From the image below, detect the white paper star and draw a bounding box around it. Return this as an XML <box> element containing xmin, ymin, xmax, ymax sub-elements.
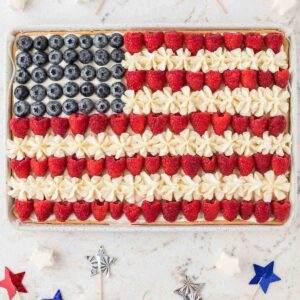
<box><xmin>30</xmin><ymin>246</ymin><xmax>55</xmax><ymax>270</ymax></box>
<box><xmin>7</xmin><ymin>0</ymin><xmax>29</xmax><ymax>11</ymax></box>
<box><xmin>215</xmin><ymin>252</ymin><xmax>240</xmax><ymax>276</ymax></box>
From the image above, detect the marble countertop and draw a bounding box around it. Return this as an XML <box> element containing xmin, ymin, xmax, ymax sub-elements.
<box><xmin>0</xmin><ymin>0</ymin><xmax>299</xmax><ymax>299</ymax></box>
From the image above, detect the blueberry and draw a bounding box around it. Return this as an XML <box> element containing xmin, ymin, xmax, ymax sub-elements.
<box><xmin>96</xmin><ymin>67</ymin><xmax>111</xmax><ymax>82</ymax></box>
<box><xmin>31</xmin><ymin>67</ymin><xmax>47</xmax><ymax>83</ymax></box>
<box><xmin>48</xmin><ymin>50</ymin><xmax>63</xmax><ymax>65</ymax></box>
<box><xmin>48</xmin><ymin>65</ymin><xmax>64</xmax><ymax>81</ymax></box>
<box><xmin>79</xmin><ymin>98</ymin><xmax>94</xmax><ymax>114</ymax></box>
<box><xmin>63</xmin><ymin>82</ymin><xmax>79</xmax><ymax>97</ymax></box>
<box><xmin>111</xmin><ymin>64</ymin><xmax>125</xmax><ymax>79</ymax></box>
<box><xmin>64</xmin><ymin>34</ymin><xmax>79</xmax><ymax>49</ymax></box>
<box><xmin>94</xmin><ymin>49</ymin><xmax>110</xmax><ymax>66</ymax></box>
<box><xmin>16</xmin><ymin>36</ymin><xmax>33</xmax><ymax>51</ymax></box>
<box><xmin>64</xmin><ymin>64</ymin><xmax>80</xmax><ymax>80</ymax></box>
<box><xmin>15</xmin><ymin>69</ymin><xmax>30</xmax><ymax>84</ymax></box>
<box><xmin>111</xmin><ymin>82</ymin><xmax>125</xmax><ymax>97</ymax></box>
<box><xmin>96</xmin><ymin>83</ymin><xmax>110</xmax><ymax>98</ymax></box>
<box><xmin>81</xmin><ymin>65</ymin><xmax>96</xmax><ymax>81</ymax></box>
<box><xmin>63</xmin><ymin>49</ymin><xmax>78</xmax><ymax>63</ymax></box>
<box><xmin>62</xmin><ymin>99</ymin><xmax>78</xmax><ymax>115</ymax></box>
<box><xmin>46</xmin><ymin>101</ymin><xmax>62</xmax><ymax>116</ymax></box>
<box><xmin>111</xmin><ymin>49</ymin><xmax>125</xmax><ymax>63</ymax></box>
<box><xmin>109</xmin><ymin>33</ymin><xmax>123</xmax><ymax>48</ymax></box>
<box><xmin>16</xmin><ymin>52</ymin><xmax>32</xmax><ymax>69</ymax></box>
<box><xmin>32</xmin><ymin>51</ymin><xmax>48</xmax><ymax>66</ymax></box>
<box><xmin>14</xmin><ymin>100</ymin><xmax>30</xmax><ymax>117</ymax></box>
<box><xmin>95</xmin><ymin>99</ymin><xmax>110</xmax><ymax>113</ymax></box>
<box><xmin>47</xmin><ymin>83</ymin><xmax>63</xmax><ymax>100</ymax></box>
<box><xmin>111</xmin><ymin>99</ymin><xmax>125</xmax><ymax>113</ymax></box>
<box><xmin>79</xmin><ymin>34</ymin><xmax>93</xmax><ymax>49</ymax></box>
<box><xmin>80</xmin><ymin>82</ymin><xmax>94</xmax><ymax>97</ymax></box>
<box><xmin>31</xmin><ymin>101</ymin><xmax>46</xmax><ymax>117</ymax></box>
<box><xmin>93</xmin><ymin>33</ymin><xmax>109</xmax><ymax>48</ymax></box>
<box><xmin>49</xmin><ymin>35</ymin><xmax>64</xmax><ymax>50</ymax></box>
<box><xmin>30</xmin><ymin>85</ymin><xmax>46</xmax><ymax>101</ymax></box>
<box><xmin>78</xmin><ymin>49</ymin><xmax>93</xmax><ymax>64</ymax></box>
<box><xmin>14</xmin><ymin>85</ymin><xmax>29</xmax><ymax>101</ymax></box>
<box><xmin>33</xmin><ymin>36</ymin><xmax>48</xmax><ymax>51</ymax></box>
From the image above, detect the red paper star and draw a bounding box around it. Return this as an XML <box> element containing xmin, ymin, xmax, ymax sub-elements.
<box><xmin>0</xmin><ymin>267</ymin><xmax>27</xmax><ymax>299</ymax></box>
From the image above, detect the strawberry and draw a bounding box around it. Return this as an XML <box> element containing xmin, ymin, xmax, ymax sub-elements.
<box><xmin>67</xmin><ymin>155</ymin><xmax>86</xmax><ymax>178</ymax></box>
<box><xmin>204</xmin><ymin>33</ymin><xmax>224</xmax><ymax>51</ymax></box>
<box><xmin>124</xmin><ymin>32</ymin><xmax>144</xmax><ymax>54</ymax></box>
<box><xmin>10</xmin><ymin>117</ymin><xmax>29</xmax><ymax>138</ymax></box>
<box><xmin>164</xmin><ymin>31</ymin><xmax>184</xmax><ymax>52</ymax></box>
<box><xmin>223</xmin><ymin>32</ymin><xmax>243</xmax><ymax>50</ymax></box>
<box><xmin>141</xmin><ymin>200</ymin><xmax>161</xmax><ymax>223</ymax></box>
<box><xmin>181</xmin><ymin>155</ymin><xmax>201</xmax><ymax>177</ymax></box>
<box><xmin>190</xmin><ymin>112</ymin><xmax>211</xmax><ymax>135</ymax></box>
<box><xmin>91</xmin><ymin>201</ymin><xmax>109</xmax><ymax>222</ymax></box>
<box><xmin>15</xmin><ymin>199</ymin><xmax>33</xmax><ymax>221</ymax></box>
<box><xmin>239</xmin><ymin>200</ymin><xmax>254</xmax><ymax>220</ymax></box>
<box><xmin>50</xmin><ymin>117</ymin><xmax>69</xmax><ymax>136</ymax></box>
<box><xmin>202</xmin><ymin>156</ymin><xmax>217</xmax><ymax>173</ymax></box>
<box><xmin>182</xmin><ymin>200</ymin><xmax>201</xmax><ymax>222</ymax></box>
<box><xmin>254</xmin><ymin>200</ymin><xmax>271</xmax><ymax>223</ymax></box>
<box><xmin>221</xmin><ymin>199</ymin><xmax>240</xmax><ymax>222</ymax></box>
<box><xmin>69</xmin><ymin>113</ymin><xmax>89</xmax><ymax>135</ymax></box>
<box><xmin>73</xmin><ymin>200</ymin><xmax>91</xmax><ymax>221</ymax></box>
<box><xmin>145</xmin><ymin>70</ymin><xmax>165</xmax><ymax>91</ymax></box>
<box><xmin>34</xmin><ymin>200</ymin><xmax>54</xmax><ymax>222</ymax></box>
<box><xmin>30</xmin><ymin>157</ymin><xmax>48</xmax><ymax>177</ymax></box>
<box><xmin>54</xmin><ymin>201</ymin><xmax>73</xmax><ymax>222</ymax></box>
<box><xmin>169</xmin><ymin>113</ymin><xmax>188</xmax><ymax>134</ymax></box>
<box><xmin>89</xmin><ymin>113</ymin><xmax>108</xmax><ymax>134</ymax></box>
<box><xmin>147</xmin><ymin>113</ymin><xmax>169</xmax><ymax>134</ymax></box>
<box><xmin>264</xmin><ymin>33</ymin><xmax>284</xmax><ymax>53</ymax></box>
<box><xmin>144</xmin><ymin>32</ymin><xmax>164</xmax><ymax>52</ymax></box>
<box><xmin>231</xmin><ymin>115</ymin><xmax>249</xmax><ymax>134</ymax></box>
<box><xmin>241</xmin><ymin>69</ymin><xmax>257</xmax><ymax>90</ymax></box>
<box><xmin>166</xmin><ymin>70</ymin><xmax>186</xmax><ymax>92</ymax></box>
<box><xmin>126</xmin><ymin>154</ymin><xmax>144</xmax><ymax>175</ymax></box>
<box><xmin>274</xmin><ymin>70</ymin><xmax>290</xmax><ymax>88</ymax></box>
<box><xmin>125</xmin><ymin>70</ymin><xmax>145</xmax><ymax>91</ymax></box>
<box><xmin>249</xmin><ymin>115</ymin><xmax>268</xmax><ymax>137</ymax></box>
<box><xmin>162</xmin><ymin>155</ymin><xmax>181</xmax><ymax>176</ymax></box>
<box><xmin>144</xmin><ymin>156</ymin><xmax>160</xmax><ymax>174</ymax></box>
<box><xmin>212</xmin><ymin>112</ymin><xmax>231</xmax><ymax>135</ymax></box>
<box><xmin>271</xmin><ymin>153</ymin><xmax>290</xmax><ymax>175</ymax></box>
<box><xmin>202</xmin><ymin>199</ymin><xmax>220</xmax><ymax>221</ymax></box>
<box><xmin>109</xmin><ymin>201</ymin><xmax>123</xmax><ymax>220</ymax></box>
<box><xmin>218</xmin><ymin>154</ymin><xmax>237</xmax><ymax>175</ymax></box>
<box><xmin>237</xmin><ymin>155</ymin><xmax>254</xmax><ymax>176</ymax></box>
<box><xmin>161</xmin><ymin>200</ymin><xmax>181</xmax><ymax>222</ymax></box>
<box><xmin>244</xmin><ymin>33</ymin><xmax>264</xmax><ymax>52</ymax></box>
<box><xmin>186</xmin><ymin>71</ymin><xmax>204</xmax><ymax>91</ymax></box>
<box><xmin>129</xmin><ymin>114</ymin><xmax>147</xmax><ymax>134</ymax></box>
<box><xmin>48</xmin><ymin>156</ymin><xmax>66</xmax><ymax>177</ymax></box>
<box><xmin>10</xmin><ymin>157</ymin><xmax>31</xmax><ymax>178</ymax></box>
<box><xmin>184</xmin><ymin>33</ymin><xmax>204</xmax><ymax>55</ymax></box>
<box><xmin>123</xmin><ymin>203</ymin><xmax>141</xmax><ymax>223</ymax></box>
<box><xmin>254</xmin><ymin>153</ymin><xmax>272</xmax><ymax>174</ymax></box>
<box><xmin>86</xmin><ymin>158</ymin><xmax>105</xmax><ymax>177</ymax></box>
<box><xmin>109</xmin><ymin>113</ymin><xmax>129</xmax><ymax>135</ymax></box>
<box><xmin>257</xmin><ymin>70</ymin><xmax>274</xmax><ymax>88</ymax></box>
<box><xmin>223</xmin><ymin>69</ymin><xmax>241</xmax><ymax>90</ymax></box>
<box><xmin>205</xmin><ymin>71</ymin><xmax>222</xmax><ymax>92</ymax></box>
<box><xmin>268</xmin><ymin>115</ymin><xmax>286</xmax><ymax>137</ymax></box>
<box><xmin>272</xmin><ymin>199</ymin><xmax>291</xmax><ymax>222</ymax></box>
<box><xmin>106</xmin><ymin>157</ymin><xmax>126</xmax><ymax>178</ymax></box>
<box><xmin>29</xmin><ymin>117</ymin><xmax>50</xmax><ymax>136</ymax></box>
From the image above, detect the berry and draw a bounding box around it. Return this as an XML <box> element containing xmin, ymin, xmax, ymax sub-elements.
<box><xmin>46</xmin><ymin>101</ymin><xmax>62</xmax><ymax>117</ymax></box>
<box><xmin>93</xmin><ymin>33</ymin><xmax>109</xmax><ymax>48</ymax></box>
<box><xmin>124</xmin><ymin>32</ymin><xmax>144</xmax><ymax>54</ymax></box>
<box><xmin>49</xmin><ymin>35</ymin><xmax>64</xmax><ymax>50</ymax></box>
<box><xmin>109</xmin><ymin>113</ymin><xmax>128</xmax><ymax>135</ymax></box>
<box><xmin>184</xmin><ymin>33</ymin><xmax>204</xmax><ymax>55</ymax></box>
<box><xmin>111</xmin><ymin>48</ymin><xmax>125</xmax><ymax>63</ymax></box>
<box><xmin>95</xmin><ymin>99</ymin><xmax>110</xmax><ymax>113</ymax></box>
<box><xmin>166</xmin><ymin>70</ymin><xmax>186</xmax><ymax>92</ymax></box>
<box><xmin>231</xmin><ymin>115</ymin><xmax>249</xmax><ymax>134</ymax></box>
<box><xmin>254</xmin><ymin>153</ymin><xmax>272</xmax><ymax>173</ymax></box>
<box><xmin>161</xmin><ymin>155</ymin><xmax>181</xmax><ymax>176</ymax></box>
<box><xmin>15</xmin><ymin>69</ymin><xmax>30</xmax><ymax>84</ymax></box>
<box><xmin>182</xmin><ymin>155</ymin><xmax>201</xmax><ymax>177</ymax></box>
<box><xmin>111</xmin><ymin>64</ymin><xmax>126</xmax><ymax>79</ymax></box>
<box><xmin>218</xmin><ymin>154</ymin><xmax>237</xmax><ymax>175</ymax></box>
<box><xmin>64</xmin><ymin>34</ymin><xmax>79</xmax><ymax>49</ymax></box>
<box><xmin>49</xmin><ymin>50</ymin><xmax>63</xmax><ymax>64</ymax></box>
<box><xmin>51</xmin><ymin>117</ymin><xmax>69</xmax><ymax>136</ymax></box>
<box><xmin>274</xmin><ymin>70</ymin><xmax>290</xmax><ymax>88</ymax></box>
<box><xmin>111</xmin><ymin>99</ymin><xmax>125</xmax><ymax>113</ymax></box>
<box><xmin>264</xmin><ymin>33</ymin><xmax>284</xmax><ymax>53</ymax></box>
<box><xmin>86</xmin><ymin>158</ymin><xmax>105</xmax><ymax>177</ymax></box>
<box><xmin>14</xmin><ymin>101</ymin><xmax>30</xmax><ymax>117</ymax></box>
<box><xmin>223</xmin><ymin>70</ymin><xmax>241</xmax><ymax>90</ymax></box>
<box><xmin>144</xmin><ymin>156</ymin><xmax>160</xmax><ymax>174</ymax></box>
<box><xmin>164</xmin><ymin>31</ymin><xmax>184</xmax><ymax>52</ymax></box>
<box><xmin>123</xmin><ymin>203</ymin><xmax>141</xmax><ymax>223</ymax></box>
<box><xmin>144</xmin><ymin>32</ymin><xmax>164</xmax><ymax>52</ymax></box>
<box><xmin>62</xmin><ymin>99</ymin><xmax>78</xmax><ymax>115</ymax></box>
<box><xmin>47</xmin><ymin>83</ymin><xmax>63</xmax><ymax>100</ymax></box>
<box><xmin>14</xmin><ymin>85</ymin><xmax>29</xmax><ymax>101</ymax></box>
<box><xmin>221</xmin><ymin>199</ymin><xmax>240</xmax><ymax>222</ymax></box>
<box><xmin>109</xmin><ymin>201</ymin><xmax>124</xmax><ymax>220</ymax></box>
<box><xmin>67</xmin><ymin>155</ymin><xmax>86</xmax><ymax>178</ymax></box>
<box><xmin>145</xmin><ymin>70</ymin><xmax>165</xmax><ymax>91</ymax></box>
<box><xmin>109</xmin><ymin>33</ymin><xmax>124</xmax><ymax>48</ymax></box>
<box><xmin>111</xmin><ymin>82</ymin><xmax>126</xmax><ymax>97</ymax></box>
<box><xmin>32</xmin><ymin>51</ymin><xmax>48</xmax><ymax>66</ymax></box>
<box><xmin>161</xmin><ymin>200</ymin><xmax>181</xmax><ymax>222</ymax></box>
<box><xmin>129</xmin><ymin>113</ymin><xmax>147</xmax><ymax>134</ymax></box>
<box><xmin>10</xmin><ymin>157</ymin><xmax>31</xmax><ymax>178</ymax></box>
<box><xmin>54</xmin><ymin>201</ymin><xmax>73</xmax><ymax>222</ymax></box>
<box><xmin>202</xmin><ymin>199</ymin><xmax>220</xmax><ymax>221</ymax></box>
<box><xmin>254</xmin><ymin>201</ymin><xmax>271</xmax><ymax>223</ymax></box>
<box><xmin>271</xmin><ymin>154</ymin><xmax>290</xmax><ymax>175</ymax></box>
<box><xmin>125</xmin><ymin>71</ymin><xmax>145</xmax><ymax>91</ymax></box>
<box><xmin>272</xmin><ymin>199</ymin><xmax>291</xmax><ymax>222</ymax></box>
<box><xmin>186</xmin><ymin>71</ymin><xmax>204</xmax><ymax>90</ymax></box>
<box><xmin>96</xmin><ymin>67</ymin><xmax>111</xmax><ymax>82</ymax></box>
<box><xmin>240</xmin><ymin>200</ymin><xmax>254</xmax><ymax>220</ymax></box>
<box><xmin>16</xmin><ymin>52</ymin><xmax>32</xmax><ymax>69</ymax></box>
<box><xmin>79</xmin><ymin>34</ymin><xmax>93</xmax><ymax>49</ymax></box>
<box><xmin>48</xmin><ymin>65</ymin><xmax>64</xmax><ymax>81</ymax></box>
<box><xmin>33</xmin><ymin>36</ymin><xmax>48</xmax><ymax>51</ymax></box>
<box><xmin>48</xmin><ymin>156</ymin><xmax>66</xmax><ymax>177</ymax></box>
<box><xmin>81</xmin><ymin>65</ymin><xmax>96</xmax><ymax>81</ymax></box>
<box><xmin>249</xmin><ymin>115</ymin><xmax>268</xmax><ymax>137</ymax></box>
<box><xmin>96</xmin><ymin>83</ymin><xmax>110</xmax><ymax>98</ymax></box>
<box><xmin>268</xmin><ymin>115</ymin><xmax>286</xmax><ymax>137</ymax></box>
<box><xmin>141</xmin><ymin>200</ymin><xmax>161</xmax><ymax>223</ymax></box>
<box><xmin>64</xmin><ymin>64</ymin><xmax>80</xmax><ymax>80</ymax></box>
<box><xmin>79</xmin><ymin>98</ymin><xmax>94</xmax><ymax>114</ymax></box>
<box><xmin>204</xmin><ymin>33</ymin><xmax>223</xmax><ymax>51</ymax></box>
<box><xmin>16</xmin><ymin>36</ymin><xmax>33</xmax><ymax>51</ymax></box>
<box><xmin>29</xmin><ymin>116</ymin><xmax>50</xmax><ymax>136</ymax></box>
<box><xmin>202</xmin><ymin>156</ymin><xmax>217</xmax><ymax>173</ymax></box>
<box><xmin>258</xmin><ymin>70</ymin><xmax>274</xmax><ymax>88</ymax></box>
<box><xmin>205</xmin><ymin>71</ymin><xmax>222</xmax><ymax>92</ymax></box>
<box><xmin>69</xmin><ymin>113</ymin><xmax>89</xmax><ymax>135</ymax></box>
<box><xmin>94</xmin><ymin>49</ymin><xmax>110</xmax><ymax>66</ymax></box>
<box><xmin>182</xmin><ymin>200</ymin><xmax>201</xmax><ymax>222</ymax></box>
<box><xmin>78</xmin><ymin>49</ymin><xmax>93</xmax><ymax>64</ymax></box>
<box><xmin>63</xmin><ymin>82</ymin><xmax>79</xmax><ymax>98</ymax></box>
<box><xmin>211</xmin><ymin>112</ymin><xmax>231</xmax><ymax>135</ymax></box>
<box><xmin>31</xmin><ymin>85</ymin><xmax>47</xmax><ymax>101</ymax></box>
<box><xmin>31</xmin><ymin>101</ymin><xmax>46</xmax><ymax>117</ymax></box>
<box><xmin>148</xmin><ymin>113</ymin><xmax>169</xmax><ymax>134</ymax></box>
<box><xmin>32</xmin><ymin>67</ymin><xmax>47</xmax><ymax>83</ymax></box>
<box><xmin>238</xmin><ymin>155</ymin><xmax>254</xmax><ymax>176</ymax></box>
<box><xmin>169</xmin><ymin>113</ymin><xmax>188</xmax><ymax>134</ymax></box>
<box><xmin>80</xmin><ymin>82</ymin><xmax>95</xmax><ymax>97</ymax></box>
<box><xmin>63</xmin><ymin>49</ymin><xmax>78</xmax><ymax>63</ymax></box>
<box><xmin>73</xmin><ymin>201</ymin><xmax>92</xmax><ymax>221</ymax></box>
<box><xmin>241</xmin><ymin>69</ymin><xmax>257</xmax><ymax>90</ymax></box>
<box><xmin>106</xmin><ymin>157</ymin><xmax>126</xmax><ymax>178</ymax></box>
<box><xmin>34</xmin><ymin>200</ymin><xmax>54</xmax><ymax>222</ymax></box>
<box><xmin>92</xmin><ymin>201</ymin><xmax>109</xmax><ymax>222</ymax></box>
<box><xmin>30</xmin><ymin>157</ymin><xmax>48</xmax><ymax>177</ymax></box>
<box><xmin>15</xmin><ymin>200</ymin><xmax>33</xmax><ymax>221</ymax></box>
<box><xmin>223</xmin><ymin>32</ymin><xmax>243</xmax><ymax>50</ymax></box>
<box><xmin>244</xmin><ymin>33</ymin><xmax>264</xmax><ymax>52</ymax></box>
<box><xmin>126</xmin><ymin>154</ymin><xmax>144</xmax><ymax>175</ymax></box>
<box><xmin>10</xmin><ymin>117</ymin><xmax>29</xmax><ymax>138</ymax></box>
<box><xmin>190</xmin><ymin>112</ymin><xmax>210</xmax><ymax>135</ymax></box>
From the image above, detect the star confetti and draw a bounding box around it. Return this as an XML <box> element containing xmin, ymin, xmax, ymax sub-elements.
<box><xmin>249</xmin><ymin>261</ymin><xmax>281</xmax><ymax>294</ymax></box>
<box><xmin>30</xmin><ymin>246</ymin><xmax>55</xmax><ymax>270</ymax></box>
<box><xmin>42</xmin><ymin>290</ymin><xmax>63</xmax><ymax>300</ymax></box>
<box><xmin>174</xmin><ymin>275</ymin><xmax>205</xmax><ymax>300</ymax></box>
<box><xmin>0</xmin><ymin>267</ymin><xmax>27</xmax><ymax>300</ymax></box>
<box><xmin>215</xmin><ymin>251</ymin><xmax>241</xmax><ymax>276</ymax></box>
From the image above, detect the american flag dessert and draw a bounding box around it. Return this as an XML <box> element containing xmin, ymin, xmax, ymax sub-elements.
<box><xmin>7</xmin><ymin>29</ymin><xmax>292</xmax><ymax>226</ymax></box>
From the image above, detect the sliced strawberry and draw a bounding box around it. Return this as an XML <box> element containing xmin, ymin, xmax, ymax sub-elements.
<box><xmin>91</xmin><ymin>201</ymin><xmax>109</xmax><ymax>222</ymax></box>
<box><xmin>202</xmin><ymin>199</ymin><xmax>220</xmax><ymax>221</ymax></box>
<box><xmin>241</xmin><ymin>69</ymin><xmax>257</xmax><ymax>90</ymax></box>
<box><xmin>129</xmin><ymin>113</ymin><xmax>147</xmax><ymax>134</ymax></box>
<box><xmin>237</xmin><ymin>155</ymin><xmax>254</xmax><ymax>176</ymax></box>
<box><xmin>212</xmin><ymin>112</ymin><xmax>231</xmax><ymax>135</ymax></box>
<box><xmin>164</xmin><ymin>31</ymin><xmax>184</xmax><ymax>52</ymax></box>
<box><xmin>271</xmin><ymin>153</ymin><xmax>290</xmax><ymax>175</ymax></box>
<box><xmin>190</xmin><ymin>112</ymin><xmax>211</xmax><ymax>135</ymax></box>
<box><xmin>86</xmin><ymin>158</ymin><xmax>105</xmax><ymax>177</ymax></box>
<box><xmin>109</xmin><ymin>113</ymin><xmax>129</xmax><ymax>135</ymax></box>
<box><xmin>205</xmin><ymin>71</ymin><xmax>222</xmax><ymax>92</ymax></box>
<box><xmin>161</xmin><ymin>200</ymin><xmax>181</xmax><ymax>222</ymax></box>
<box><xmin>54</xmin><ymin>201</ymin><xmax>73</xmax><ymax>222</ymax></box>
<box><xmin>147</xmin><ymin>113</ymin><xmax>169</xmax><ymax>134</ymax></box>
<box><xmin>109</xmin><ymin>201</ymin><xmax>123</xmax><ymax>220</ymax></box>
<box><xmin>223</xmin><ymin>32</ymin><xmax>243</xmax><ymax>50</ymax></box>
<box><xmin>73</xmin><ymin>200</ymin><xmax>91</xmax><ymax>221</ymax></box>
<box><xmin>145</xmin><ymin>70</ymin><xmax>166</xmax><ymax>91</ymax></box>
<box><xmin>204</xmin><ymin>33</ymin><xmax>223</xmax><ymax>51</ymax></box>
<box><xmin>10</xmin><ymin>117</ymin><xmax>29</xmax><ymax>138</ymax></box>
<box><xmin>272</xmin><ymin>199</ymin><xmax>291</xmax><ymax>222</ymax></box>
<box><xmin>15</xmin><ymin>199</ymin><xmax>33</xmax><ymax>221</ymax></box>
<box><xmin>186</xmin><ymin>71</ymin><xmax>204</xmax><ymax>91</ymax></box>
<box><xmin>125</xmin><ymin>71</ymin><xmax>145</xmax><ymax>91</ymax></box>
<box><xmin>231</xmin><ymin>115</ymin><xmax>249</xmax><ymax>133</ymax></box>
<box><xmin>10</xmin><ymin>157</ymin><xmax>31</xmax><ymax>178</ymax></box>
<box><xmin>123</xmin><ymin>203</ymin><xmax>141</xmax><ymax>223</ymax></box>
<box><xmin>239</xmin><ymin>200</ymin><xmax>254</xmax><ymax>220</ymax></box>
<box><xmin>106</xmin><ymin>157</ymin><xmax>126</xmax><ymax>178</ymax></box>
<box><xmin>48</xmin><ymin>156</ymin><xmax>66</xmax><ymax>177</ymax></box>
<box><xmin>254</xmin><ymin>153</ymin><xmax>272</xmax><ymax>174</ymax></box>
<box><xmin>181</xmin><ymin>155</ymin><xmax>201</xmax><ymax>177</ymax></box>
<box><xmin>268</xmin><ymin>115</ymin><xmax>286</xmax><ymax>137</ymax></box>
<box><xmin>264</xmin><ymin>33</ymin><xmax>284</xmax><ymax>53</ymax></box>
<box><xmin>162</xmin><ymin>155</ymin><xmax>181</xmax><ymax>176</ymax></box>
<box><xmin>30</xmin><ymin>157</ymin><xmax>48</xmax><ymax>177</ymax></box>
<box><xmin>249</xmin><ymin>115</ymin><xmax>268</xmax><ymax>137</ymax></box>
<box><xmin>202</xmin><ymin>156</ymin><xmax>217</xmax><ymax>173</ymax></box>
<box><xmin>50</xmin><ymin>117</ymin><xmax>69</xmax><ymax>136</ymax></box>
<box><xmin>257</xmin><ymin>70</ymin><xmax>274</xmax><ymax>88</ymax></box>
<box><xmin>144</xmin><ymin>32</ymin><xmax>164</xmax><ymax>52</ymax></box>
<box><xmin>166</xmin><ymin>70</ymin><xmax>186</xmax><ymax>92</ymax></box>
<box><xmin>89</xmin><ymin>113</ymin><xmax>108</xmax><ymax>134</ymax></box>
<box><xmin>221</xmin><ymin>199</ymin><xmax>240</xmax><ymax>222</ymax></box>
<box><xmin>34</xmin><ymin>200</ymin><xmax>54</xmax><ymax>222</ymax></box>
<box><xmin>67</xmin><ymin>155</ymin><xmax>86</xmax><ymax>178</ymax></box>
<box><xmin>144</xmin><ymin>155</ymin><xmax>160</xmax><ymax>174</ymax></box>
<box><xmin>69</xmin><ymin>113</ymin><xmax>89</xmax><ymax>135</ymax></box>
<box><xmin>30</xmin><ymin>117</ymin><xmax>50</xmax><ymax>136</ymax></box>
<box><xmin>254</xmin><ymin>200</ymin><xmax>271</xmax><ymax>223</ymax></box>
<box><xmin>223</xmin><ymin>69</ymin><xmax>241</xmax><ymax>90</ymax></box>
<box><xmin>184</xmin><ymin>33</ymin><xmax>204</xmax><ymax>55</ymax></box>
<box><xmin>244</xmin><ymin>33</ymin><xmax>264</xmax><ymax>52</ymax></box>
<box><xmin>169</xmin><ymin>113</ymin><xmax>188</xmax><ymax>134</ymax></box>
<box><xmin>141</xmin><ymin>200</ymin><xmax>161</xmax><ymax>223</ymax></box>
<box><xmin>126</xmin><ymin>154</ymin><xmax>144</xmax><ymax>175</ymax></box>
<box><xmin>218</xmin><ymin>154</ymin><xmax>237</xmax><ymax>175</ymax></box>
<box><xmin>124</xmin><ymin>32</ymin><xmax>144</xmax><ymax>54</ymax></box>
<box><xmin>274</xmin><ymin>70</ymin><xmax>290</xmax><ymax>88</ymax></box>
<box><xmin>182</xmin><ymin>200</ymin><xmax>201</xmax><ymax>222</ymax></box>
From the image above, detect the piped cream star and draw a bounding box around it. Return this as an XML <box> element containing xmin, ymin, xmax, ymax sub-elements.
<box><xmin>216</xmin><ymin>251</ymin><xmax>241</xmax><ymax>276</ymax></box>
<box><xmin>30</xmin><ymin>246</ymin><xmax>55</xmax><ymax>270</ymax></box>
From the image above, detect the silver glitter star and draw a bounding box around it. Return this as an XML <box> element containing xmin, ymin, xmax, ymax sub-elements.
<box><xmin>174</xmin><ymin>275</ymin><xmax>205</xmax><ymax>300</ymax></box>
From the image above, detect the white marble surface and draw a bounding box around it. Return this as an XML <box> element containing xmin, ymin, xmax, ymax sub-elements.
<box><xmin>0</xmin><ymin>0</ymin><xmax>299</xmax><ymax>299</ymax></box>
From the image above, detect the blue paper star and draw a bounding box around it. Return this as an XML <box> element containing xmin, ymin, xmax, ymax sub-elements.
<box><xmin>249</xmin><ymin>261</ymin><xmax>281</xmax><ymax>293</ymax></box>
<box><xmin>42</xmin><ymin>289</ymin><xmax>63</xmax><ymax>300</ymax></box>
